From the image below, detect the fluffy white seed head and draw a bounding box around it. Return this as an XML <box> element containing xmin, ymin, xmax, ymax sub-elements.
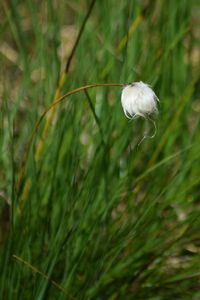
<box><xmin>121</xmin><ymin>81</ymin><xmax>159</xmax><ymax>119</ymax></box>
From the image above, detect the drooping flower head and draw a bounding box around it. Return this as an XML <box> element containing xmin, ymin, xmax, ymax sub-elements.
<box><xmin>121</xmin><ymin>81</ymin><xmax>159</xmax><ymax>119</ymax></box>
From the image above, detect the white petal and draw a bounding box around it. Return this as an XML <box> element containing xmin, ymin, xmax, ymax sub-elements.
<box><xmin>121</xmin><ymin>81</ymin><xmax>159</xmax><ymax>119</ymax></box>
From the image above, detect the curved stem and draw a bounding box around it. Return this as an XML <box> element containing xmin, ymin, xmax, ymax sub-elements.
<box><xmin>17</xmin><ymin>83</ymin><xmax>123</xmax><ymax>192</ymax></box>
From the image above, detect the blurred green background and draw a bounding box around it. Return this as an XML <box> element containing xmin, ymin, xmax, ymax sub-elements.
<box><xmin>1</xmin><ymin>0</ymin><xmax>200</xmax><ymax>299</ymax></box>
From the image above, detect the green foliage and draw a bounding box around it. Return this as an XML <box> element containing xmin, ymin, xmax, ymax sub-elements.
<box><xmin>1</xmin><ymin>0</ymin><xmax>200</xmax><ymax>299</ymax></box>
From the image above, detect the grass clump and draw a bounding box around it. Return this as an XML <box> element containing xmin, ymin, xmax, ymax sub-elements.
<box><xmin>0</xmin><ymin>0</ymin><xmax>200</xmax><ymax>299</ymax></box>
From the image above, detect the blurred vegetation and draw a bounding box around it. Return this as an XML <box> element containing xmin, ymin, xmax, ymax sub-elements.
<box><xmin>1</xmin><ymin>0</ymin><xmax>200</xmax><ymax>299</ymax></box>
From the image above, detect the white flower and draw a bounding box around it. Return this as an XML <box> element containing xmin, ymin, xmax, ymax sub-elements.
<box><xmin>121</xmin><ymin>81</ymin><xmax>159</xmax><ymax>119</ymax></box>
